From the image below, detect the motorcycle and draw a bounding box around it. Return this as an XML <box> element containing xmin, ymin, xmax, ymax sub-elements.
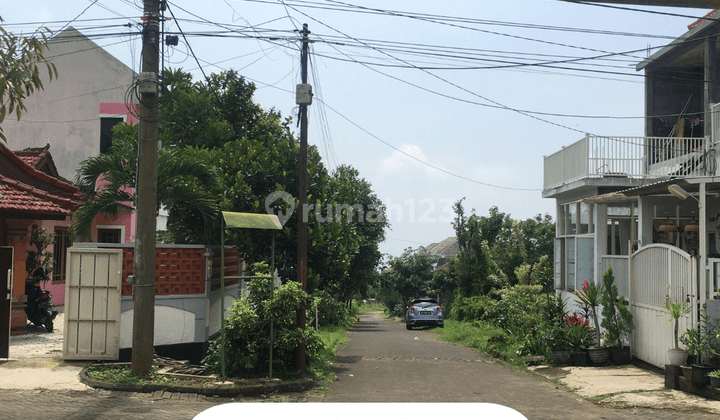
<box><xmin>24</xmin><ymin>267</ymin><xmax>58</xmax><ymax>332</ymax></box>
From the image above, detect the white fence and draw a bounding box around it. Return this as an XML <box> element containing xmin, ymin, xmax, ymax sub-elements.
<box><xmin>544</xmin><ymin>135</ymin><xmax>711</xmax><ymax>190</ymax></box>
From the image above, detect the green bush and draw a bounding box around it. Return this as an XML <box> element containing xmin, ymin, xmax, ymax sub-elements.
<box><xmin>307</xmin><ymin>290</ymin><xmax>355</xmax><ymax>328</ymax></box>
<box><xmin>452</xmin><ymin>294</ymin><xmax>497</xmax><ymax>322</ymax></box>
<box><xmin>203</xmin><ymin>262</ymin><xmax>323</xmax><ymax>377</ymax></box>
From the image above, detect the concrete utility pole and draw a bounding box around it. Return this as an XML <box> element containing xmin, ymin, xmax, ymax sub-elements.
<box><xmin>296</xmin><ymin>23</ymin><xmax>312</xmax><ymax>379</ymax></box>
<box><xmin>132</xmin><ymin>0</ymin><xmax>161</xmax><ymax>376</ymax></box>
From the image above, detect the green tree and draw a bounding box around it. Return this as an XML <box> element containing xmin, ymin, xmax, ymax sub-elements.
<box><xmin>71</xmin><ymin>124</ymin><xmax>219</xmax><ymax>241</ymax></box>
<box><xmin>379</xmin><ymin>248</ymin><xmax>436</xmax><ymax>316</ymax></box>
<box><xmin>0</xmin><ymin>25</ymin><xmax>57</xmax><ymax>141</ymax></box>
<box><xmin>327</xmin><ymin>165</ymin><xmax>387</xmax><ymax>304</ymax></box>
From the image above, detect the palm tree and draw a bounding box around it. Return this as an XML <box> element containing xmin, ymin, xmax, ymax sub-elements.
<box><xmin>71</xmin><ymin>124</ymin><xmax>219</xmax><ymax>243</ymax></box>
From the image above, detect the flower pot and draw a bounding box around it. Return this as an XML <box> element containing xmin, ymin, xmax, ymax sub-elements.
<box><xmin>588</xmin><ymin>347</ymin><xmax>609</xmax><ymax>366</ymax></box>
<box><xmin>609</xmin><ymin>346</ymin><xmax>632</xmax><ymax>365</ymax></box>
<box><xmin>551</xmin><ymin>349</ymin><xmax>570</xmax><ymax>366</ymax></box>
<box><xmin>666</xmin><ymin>348</ymin><xmax>688</xmax><ymax>366</ymax></box>
<box><xmin>711</xmin><ymin>376</ymin><xmax>720</xmax><ymax>388</ymax></box>
<box><xmin>691</xmin><ymin>364</ymin><xmax>714</xmax><ymax>388</ymax></box>
<box><xmin>570</xmin><ymin>351</ymin><xmax>590</xmax><ymax>366</ymax></box>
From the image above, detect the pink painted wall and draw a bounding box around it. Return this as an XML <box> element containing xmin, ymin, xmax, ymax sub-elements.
<box><xmin>99</xmin><ymin>102</ymin><xmax>138</xmax><ymax>125</ymax></box>
<box><xmin>39</xmin><ymin>220</ymin><xmax>70</xmax><ymax>306</ymax></box>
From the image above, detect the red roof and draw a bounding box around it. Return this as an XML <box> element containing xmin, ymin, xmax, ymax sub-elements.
<box><xmin>688</xmin><ymin>9</ymin><xmax>719</xmax><ymax>30</ymax></box>
<box><xmin>0</xmin><ymin>142</ymin><xmax>83</xmax><ymax>217</ymax></box>
<box><xmin>0</xmin><ymin>175</ymin><xmax>74</xmax><ymax>214</ymax></box>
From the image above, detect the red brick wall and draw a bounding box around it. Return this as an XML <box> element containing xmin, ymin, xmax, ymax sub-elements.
<box><xmin>119</xmin><ymin>246</ymin><xmax>240</xmax><ymax>296</ymax></box>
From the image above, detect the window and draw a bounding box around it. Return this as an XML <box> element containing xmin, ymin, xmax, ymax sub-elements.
<box><xmin>568</xmin><ymin>203</ymin><xmax>577</xmax><ymax>235</ymax></box>
<box><xmin>100</xmin><ymin>117</ymin><xmax>124</xmax><ymax>154</ymax></box>
<box><xmin>98</xmin><ymin>228</ymin><xmax>122</xmax><ymax>244</ymax></box>
<box><xmin>53</xmin><ymin>227</ymin><xmax>71</xmax><ymax>283</ymax></box>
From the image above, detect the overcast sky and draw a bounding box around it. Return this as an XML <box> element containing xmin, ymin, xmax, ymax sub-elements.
<box><xmin>4</xmin><ymin>1</ymin><xmax>711</xmax><ymax>257</ymax></box>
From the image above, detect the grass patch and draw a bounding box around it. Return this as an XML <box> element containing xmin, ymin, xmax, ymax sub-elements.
<box><xmin>433</xmin><ymin>319</ymin><xmax>526</xmax><ymax>368</ymax></box>
<box><xmin>312</xmin><ymin>325</ymin><xmax>351</xmax><ymax>384</ymax></box>
<box><xmin>588</xmin><ymin>394</ymin><xmax>612</xmax><ymax>402</ymax></box>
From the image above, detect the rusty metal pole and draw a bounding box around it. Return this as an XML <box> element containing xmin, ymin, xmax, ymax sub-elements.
<box><xmin>296</xmin><ymin>24</ymin><xmax>311</xmax><ymax>378</ymax></box>
<box><xmin>132</xmin><ymin>0</ymin><xmax>160</xmax><ymax>376</ymax></box>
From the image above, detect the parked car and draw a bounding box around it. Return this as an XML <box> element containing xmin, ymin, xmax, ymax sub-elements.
<box><xmin>406</xmin><ymin>297</ymin><xmax>443</xmax><ymax>330</ymax></box>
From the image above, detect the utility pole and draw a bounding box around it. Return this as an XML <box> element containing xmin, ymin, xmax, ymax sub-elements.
<box><xmin>132</xmin><ymin>0</ymin><xmax>160</xmax><ymax>376</ymax></box>
<box><xmin>296</xmin><ymin>23</ymin><xmax>312</xmax><ymax>379</ymax></box>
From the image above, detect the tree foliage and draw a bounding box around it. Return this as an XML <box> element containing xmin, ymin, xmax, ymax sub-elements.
<box><xmin>0</xmin><ymin>25</ymin><xmax>57</xmax><ymax>141</ymax></box>
<box><xmin>73</xmin><ymin>68</ymin><xmax>387</xmax><ymax>306</ymax></box>
<box><xmin>378</xmin><ymin>247</ymin><xmax>436</xmax><ymax>316</ymax></box>
<box><xmin>71</xmin><ymin>123</ymin><xmax>219</xmax><ymax>241</ymax></box>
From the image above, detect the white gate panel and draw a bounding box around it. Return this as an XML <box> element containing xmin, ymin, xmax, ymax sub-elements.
<box><xmin>63</xmin><ymin>248</ymin><xmax>123</xmax><ymax>360</ymax></box>
<box><xmin>630</xmin><ymin>244</ymin><xmax>695</xmax><ymax>368</ymax></box>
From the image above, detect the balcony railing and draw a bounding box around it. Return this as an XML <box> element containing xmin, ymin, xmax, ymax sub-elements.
<box><xmin>543</xmin><ymin>135</ymin><xmax>712</xmax><ymax>190</ymax></box>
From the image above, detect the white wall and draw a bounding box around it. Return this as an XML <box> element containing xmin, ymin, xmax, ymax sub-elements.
<box><xmin>4</xmin><ymin>27</ymin><xmax>136</xmax><ymax>180</ymax></box>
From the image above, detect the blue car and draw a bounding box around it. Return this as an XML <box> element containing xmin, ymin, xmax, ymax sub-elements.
<box><xmin>406</xmin><ymin>297</ymin><xmax>443</xmax><ymax>330</ymax></box>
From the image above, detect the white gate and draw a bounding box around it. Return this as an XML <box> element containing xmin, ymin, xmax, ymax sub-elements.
<box><xmin>629</xmin><ymin>244</ymin><xmax>696</xmax><ymax>368</ymax></box>
<box><xmin>63</xmin><ymin>248</ymin><xmax>123</xmax><ymax>360</ymax></box>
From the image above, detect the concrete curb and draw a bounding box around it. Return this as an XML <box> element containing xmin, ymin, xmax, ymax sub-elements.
<box><xmin>79</xmin><ymin>365</ymin><xmax>315</xmax><ymax>397</ymax></box>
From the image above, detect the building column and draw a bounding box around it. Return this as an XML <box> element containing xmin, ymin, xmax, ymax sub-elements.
<box><xmin>705</xmin><ymin>36</ymin><xmax>718</xmax><ymax>138</ymax></box>
<box><xmin>638</xmin><ymin>196</ymin><xmax>654</xmax><ymax>248</ymax></box>
<box><xmin>594</xmin><ymin>204</ymin><xmax>607</xmax><ymax>286</ymax></box>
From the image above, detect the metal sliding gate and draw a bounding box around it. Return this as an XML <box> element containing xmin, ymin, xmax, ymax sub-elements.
<box><xmin>629</xmin><ymin>244</ymin><xmax>696</xmax><ymax>368</ymax></box>
<box><xmin>63</xmin><ymin>248</ymin><xmax>123</xmax><ymax>360</ymax></box>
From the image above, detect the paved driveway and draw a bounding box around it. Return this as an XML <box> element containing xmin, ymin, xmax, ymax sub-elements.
<box><xmin>324</xmin><ymin>311</ymin><xmax>717</xmax><ymax>419</ymax></box>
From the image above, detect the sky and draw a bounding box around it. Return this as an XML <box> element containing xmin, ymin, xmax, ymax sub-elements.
<box><xmin>3</xmin><ymin>0</ymin><xmax>713</xmax><ymax>258</ymax></box>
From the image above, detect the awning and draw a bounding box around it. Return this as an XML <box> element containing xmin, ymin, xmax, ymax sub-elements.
<box><xmin>221</xmin><ymin>211</ymin><xmax>282</xmax><ymax>230</ymax></box>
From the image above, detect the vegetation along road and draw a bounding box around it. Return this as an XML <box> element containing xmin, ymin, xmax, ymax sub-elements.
<box><xmin>324</xmin><ymin>311</ymin><xmax>716</xmax><ymax>419</ymax></box>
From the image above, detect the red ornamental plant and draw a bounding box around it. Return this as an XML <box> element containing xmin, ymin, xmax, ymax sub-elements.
<box><xmin>564</xmin><ymin>312</ymin><xmax>590</xmax><ymax>328</ymax></box>
<box><xmin>574</xmin><ymin>279</ymin><xmax>604</xmax><ymax>347</ymax></box>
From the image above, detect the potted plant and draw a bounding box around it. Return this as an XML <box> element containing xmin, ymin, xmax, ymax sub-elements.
<box><xmin>708</xmin><ymin>369</ymin><xmax>720</xmax><ymax>388</ymax></box>
<box><xmin>575</xmin><ymin>279</ymin><xmax>608</xmax><ymax>366</ymax></box>
<box><xmin>680</xmin><ymin>314</ymin><xmax>720</xmax><ymax>388</ymax></box>
<box><xmin>544</xmin><ymin>293</ymin><xmax>570</xmax><ymax>365</ymax></box>
<box><xmin>600</xmin><ymin>267</ymin><xmax>634</xmax><ymax>365</ymax></box>
<box><xmin>660</xmin><ymin>300</ymin><xmax>691</xmax><ymax>366</ymax></box>
<box><xmin>566</xmin><ymin>312</ymin><xmax>592</xmax><ymax>366</ymax></box>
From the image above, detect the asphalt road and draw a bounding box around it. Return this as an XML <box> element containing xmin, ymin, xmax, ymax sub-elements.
<box><xmin>324</xmin><ymin>311</ymin><xmax>717</xmax><ymax>419</ymax></box>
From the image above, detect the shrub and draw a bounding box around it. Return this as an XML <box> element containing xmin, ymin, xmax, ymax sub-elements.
<box><xmin>307</xmin><ymin>290</ymin><xmax>354</xmax><ymax>328</ymax></box>
<box><xmin>451</xmin><ymin>294</ymin><xmax>497</xmax><ymax>322</ymax></box>
<box><xmin>203</xmin><ymin>262</ymin><xmax>322</xmax><ymax>377</ymax></box>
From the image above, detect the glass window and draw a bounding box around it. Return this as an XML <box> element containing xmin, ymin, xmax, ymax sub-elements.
<box><xmin>566</xmin><ymin>237</ymin><xmax>575</xmax><ymax>291</ymax></box>
<box><xmin>53</xmin><ymin>227</ymin><xmax>71</xmax><ymax>283</ymax></box>
<box><xmin>98</xmin><ymin>228</ymin><xmax>121</xmax><ymax>244</ymax></box>
<box><xmin>568</xmin><ymin>204</ymin><xmax>577</xmax><ymax>235</ymax></box>
<box><xmin>577</xmin><ymin>237</ymin><xmax>594</xmax><ymax>290</ymax></box>
<box><xmin>608</xmin><ymin>205</ymin><xmax>631</xmax><ymax>217</ymax></box>
<box><xmin>580</xmin><ymin>202</ymin><xmax>590</xmax><ymax>234</ymax></box>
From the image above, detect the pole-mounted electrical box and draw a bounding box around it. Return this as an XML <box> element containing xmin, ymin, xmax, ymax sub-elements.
<box><xmin>138</xmin><ymin>72</ymin><xmax>158</xmax><ymax>94</ymax></box>
<box><xmin>296</xmin><ymin>83</ymin><xmax>313</xmax><ymax>105</ymax></box>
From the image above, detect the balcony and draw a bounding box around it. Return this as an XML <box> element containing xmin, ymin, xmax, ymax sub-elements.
<box><xmin>543</xmin><ymin>135</ymin><xmax>714</xmax><ymax>192</ymax></box>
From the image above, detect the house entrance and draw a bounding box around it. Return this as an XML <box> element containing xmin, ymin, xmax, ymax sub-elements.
<box><xmin>0</xmin><ymin>247</ymin><xmax>13</xmax><ymax>358</ymax></box>
<box><xmin>629</xmin><ymin>244</ymin><xmax>696</xmax><ymax>368</ymax></box>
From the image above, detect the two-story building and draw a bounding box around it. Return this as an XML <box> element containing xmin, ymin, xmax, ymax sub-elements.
<box><xmin>543</xmin><ymin>12</ymin><xmax>720</xmax><ymax>368</ymax></box>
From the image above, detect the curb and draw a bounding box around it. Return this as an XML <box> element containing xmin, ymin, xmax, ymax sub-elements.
<box><xmin>79</xmin><ymin>366</ymin><xmax>315</xmax><ymax>398</ymax></box>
